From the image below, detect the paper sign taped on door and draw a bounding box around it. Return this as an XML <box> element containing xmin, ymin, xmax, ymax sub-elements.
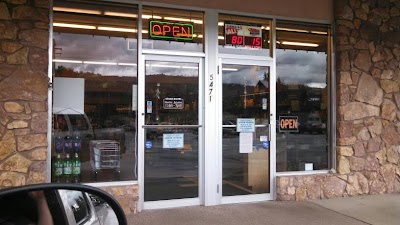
<box><xmin>163</xmin><ymin>133</ymin><xmax>184</xmax><ymax>149</ymax></box>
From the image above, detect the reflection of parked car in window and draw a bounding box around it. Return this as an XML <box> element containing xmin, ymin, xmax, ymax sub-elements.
<box><xmin>299</xmin><ymin>113</ymin><xmax>326</xmax><ymax>134</ymax></box>
<box><xmin>223</xmin><ymin>120</ymin><xmax>238</xmax><ymax>137</ymax></box>
<box><xmin>103</xmin><ymin>115</ymin><xmax>136</xmax><ymax>132</ymax></box>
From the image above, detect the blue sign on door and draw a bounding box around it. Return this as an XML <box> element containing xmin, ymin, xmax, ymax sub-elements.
<box><xmin>145</xmin><ymin>141</ymin><xmax>152</xmax><ymax>149</ymax></box>
<box><xmin>263</xmin><ymin>141</ymin><xmax>269</xmax><ymax>149</ymax></box>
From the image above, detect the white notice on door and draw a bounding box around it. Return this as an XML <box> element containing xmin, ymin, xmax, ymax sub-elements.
<box><xmin>239</xmin><ymin>132</ymin><xmax>253</xmax><ymax>153</ymax></box>
<box><xmin>163</xmin><ymin>133</ymin><xmax>184</xmax><ymax>149</ymax></box>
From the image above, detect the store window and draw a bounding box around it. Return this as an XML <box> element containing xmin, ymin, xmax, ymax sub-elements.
<box><xmin>218</xmin><ymin>14</ymin><xmax>271</xmax><ymax>56</ymax></box>
<box><xmin>275</xmin><ymin>21</ymin><xmax>330</xmax><ymax>172</ymax></box>
<box><xmin>142</xmin><ymin>6</ymin><xmax>204</xmax><ymax>52</ymax></box>
<box><xmin>51</xmin><ymin>0</ymin><xmax>138</xmax><ymax>183</ymax></box>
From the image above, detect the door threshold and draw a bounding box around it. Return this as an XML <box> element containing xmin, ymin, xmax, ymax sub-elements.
<box><xmin>220</xmin><ymin>193</ymin><xmax>273</xmax><ymax>205</ymax></box>
<box><xmin>143</xmin><ymin>198</ymin><xmax>201</xmax><ymax>210</ymax></box>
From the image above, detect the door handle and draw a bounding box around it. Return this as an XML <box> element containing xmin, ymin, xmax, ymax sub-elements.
<box><xmin>268</xmin><ymin>124</ymin><xmax>272</xmax><ymax>142</ymax></box>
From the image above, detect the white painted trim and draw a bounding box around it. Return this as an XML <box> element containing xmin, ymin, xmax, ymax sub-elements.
<box><xmin>142</xmin><ymin>54</ymin><xmax>203</xmax><ymax>63</ymax></box>
<box><xmin>218</xmin><ymin>54</ymin><xmax>275</xmax><ymax>204</ymax></box>
<box><xmin>198</xmin><ymin>57</ymin><xmax>205</xmax><ymax>205</ymax></box>
<box><xmin>270</xmin><ymin>18</ymin><xmax>277</xmax><ymax>201</ymax></box>
<box><xmin>85</xmin><ymin>180</ymin><xmax>138</xmax><ymax>187</ymax></box>
<box><xmin>47</xmin><ymin>0</ymin><xmax>54</xmax><ymax>183</ymax></box>
<box><xmin>142</xmin><ymin>49</ymin><xmax>206</xmax><ymax>57</ymax></box>
<box><xmin>219</xmin><ymin>54</ymin><xmax>274</xmax><ymax>62</ymax></box>
<box><xmin>221</xmin><ymin>193</ymin><xmax>273</xmax><ymax>205</ymax></box>
<box><xmin>139</xmin><ymin>54</ymin><xmax>204</xmax><ymax>207</ymax></box>
<box><xmin>204</xmin><ymin>10</ymin><xmax>220</xmax><ymax>206</ymax></box>
<box><xmin>137</xmin><ymin>27</ymin><xmax>145</xmax><ymax>212</ymax></box>
<box><xmin>220</xmin><ymin>58</ymin><xmax>274</xmax><ymax>67</ymax></box>
<box><xmin>144</xmin><ymin>198</ymin><xmax>201</xmax><ymax>210</ymax></box>
<box><xmin>276</xmin><ymin>170</ymin><xmax>331</xmax><ymax>177</ymax></box>
<box><xmin>217</xmin><ymin>57</ymin><xmax>223</xmax><ymax>204</ymax></box>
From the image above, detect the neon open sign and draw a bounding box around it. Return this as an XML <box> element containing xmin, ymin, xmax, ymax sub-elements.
<box><xmin>150</xmin><ymin>20</ymin><xmax>194</xmax><ymax>41</ymax></box>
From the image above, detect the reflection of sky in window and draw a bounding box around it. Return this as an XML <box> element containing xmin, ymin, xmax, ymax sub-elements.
<box><xmin>145</xmin><ymin>61</ymin><xmax>199</xmax><ymax>77</ymax></box>
<box><xmin>218</xmin><ymin>46</ymin><xmax>270</xmax><ymax>56</ymax></box>
<box><xmin>277</xmin><ymin>49</ymin><xmax>327</xmax><ymax>88</ymax></box>
<box><xmin>54</xmin><ymin>33</ymin><xmax>137</xmax><ymax>62</ymax></box>
<box><xmin>54</xmin><ymin>33</ymin><xmax>137</xmax><ymax>77</ymax></box>
<box><xmin>143</xmin><ymin>39</ymin><xmax>202</xmax><ymax>52</ymax></box>
<box><xmin>55</xmin><ymin>63</ymin><xmax>137</xmax><ymax>77</ymax></box>
<box><xmin>222</xmin><ymin>65</ymin><xmax>269</xmax><ymax>86</ymax></box>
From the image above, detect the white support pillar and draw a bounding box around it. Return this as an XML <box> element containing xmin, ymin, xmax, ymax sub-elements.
<box><xmin>204</xmin><ymin>9</ymin><xmax>220</xmax><ymax>206</ymax></box>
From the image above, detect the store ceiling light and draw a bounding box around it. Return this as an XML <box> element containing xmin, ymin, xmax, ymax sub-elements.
<box><xmin>118</xmin><ymin>63</ymin><xmax>137</xmax><ymax>66</ymax></box>
<box><xmin>181</xmin><ymin>66</ymin><xmax>198</xmax><ymax>69</ymax></box>
<box><xmin>222</xmin><ymin>68</ymin><xmax>238</xmax><ymax>71</ymax></box>
<box><xmin>311</xmin><ymin>31</ymin><xmax>328</xmax><ymax>35</ymax></box>
<box><xmin>142</xmin><ymin>14</ymin><xmax>162</xmax><ymax>19</ymax></box>
<box><xmin>53</xmin><ymin>59</ymin><xmax>83</xmax><ymax>64</ymax></box>
<box><xmin>83</xmin><ymin>61</ymin><xmax>118</xmax><ymax>65</ymax></box>
<box><xmin>276</xmin><ymin>27</ymin><xmax>309</xmax><ymax>33</ymax></box>
<box><xmin>149</xmin><ymin>64</ymin><xmax>181</xmax><ymax>69</ymax></box>
<box><xmin>163</xmin><ymin>17</ymin><xmax>203</xmax><ymax>24</ymax></box>
<box><xmin>281</xmin><ymin>41</ymin><xmax>319</xmax><ymax>47</ymax></box>
<box><xmin>193</xmin><ymin>34</ymin><xmax>203</xmax><ymax>38</ymax></box>
<box><xmin>218</xmin><ymin>22</ymin><xmax>224</xmax><ymax>26</ymax></box>
<box><xmin>53</xmin><ymin>6</ymin><xmax>101</xmax><ymax>15</ymax></box>
<box><xmin>53</xmin><ymin>23</ymin><xmax>96</xmax><ymax>29</ymax></box>
<box><xmin>98</xmin><ymin>26</ymin><xmax>137</xmax><ymax>33</ymax></box>
<box><xmin>261</xmin><ymin>26</ymin><xmax>270</xmax><ymax>30</ymax></box>
<box><xmin>218</xmin><ymin>36</ymin><xmax>224</xmax><ymax>40</ymax></box>
<box><xmin>104</xmin><ymin>11</ymin><xmax>137</xmax><ymax>18</ymax></box>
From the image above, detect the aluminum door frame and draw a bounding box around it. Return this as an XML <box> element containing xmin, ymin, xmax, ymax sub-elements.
<box><xmin>218</xmin><ymin>56</ymin><xmax>276</xmax><ymax>204</ymax></box>
<box><xmin>138</xmin><ymin>54</ymin><xmax>205</xmax><ymax>210</ymax></box>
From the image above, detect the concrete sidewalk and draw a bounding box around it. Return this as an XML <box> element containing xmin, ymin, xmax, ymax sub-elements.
<box><xmin>311</xmin><ymin>193</ymin><xmax>400</xmax><ymax>225</ymax></box>
<box><xmin>127</xmin><ymin>194</ymin><xmax>399</xmax><ymax>225</ymax></box>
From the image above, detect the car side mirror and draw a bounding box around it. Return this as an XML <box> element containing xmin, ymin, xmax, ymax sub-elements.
<box><xmin>0</xmin><ymin>183</ymin><xmax>127</xmax><ymax>225</ymax></box>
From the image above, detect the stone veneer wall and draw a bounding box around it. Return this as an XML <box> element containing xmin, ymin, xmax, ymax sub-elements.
<box><xmin>99</xmin><ymin>184</ymin><xmax>139</xmax><ymax>215</ymax></box>
<box><xmin>277</xmin><ymin>0</ymin><xmax>400</xmax><ymax>201</ymax></box>
<box><xmin>0</xmin><ymin>0</ymin><xmax>50</xmax><ymax>188</ymax></box>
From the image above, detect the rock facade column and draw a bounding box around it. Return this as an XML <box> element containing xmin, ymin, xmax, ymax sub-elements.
<box><xmin>0</xmin><ymin>0</ymin><xmax>49</xmax><ymax>188</ymax></box>
<box><xmin>277</xmin><ymin>0</ymin><xmax>400</xmax><ymax>200</ymax></box>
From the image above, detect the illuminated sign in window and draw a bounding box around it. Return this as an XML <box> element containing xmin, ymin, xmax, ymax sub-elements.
<box><xmin>224</xmin><ymin>22</ymin><xmax>262</xmax><ymax>49</ymax></box>
<box><xmin>150</xmin><ymin>20</ymin><xmax>194</xmax><ymax>41</ymax></box>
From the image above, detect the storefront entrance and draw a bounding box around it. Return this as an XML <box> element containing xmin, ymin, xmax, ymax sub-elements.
<box><xmin>138</xmin><ymin>55</ymin><xmax>204</xmax><ymax>209</ymax></box>
<box><xmin>218</xmin><ymin>57</ymin><xmax>274</xmax><ymax>204</ymax></box>
<box><xmin>138</xmin><ymin>54</ymin><xmax>275</xmax><ymax>208</ymax></box>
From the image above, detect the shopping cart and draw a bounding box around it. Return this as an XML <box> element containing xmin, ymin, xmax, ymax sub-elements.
<box><xmin>90</xmin><ymin>140</ymin><xmax>121</xmax><ymax>181</ymax></box>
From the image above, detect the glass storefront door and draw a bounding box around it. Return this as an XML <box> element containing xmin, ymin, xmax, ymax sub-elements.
<box><xmin>219</xmin><ymin>58</ymin><xmax>274</xmax><ymax>203</ymax></box>
<box><xmin>139</xmin><ymin>55</ymin><xmax>203</xmax><ymax>208</ymax></box>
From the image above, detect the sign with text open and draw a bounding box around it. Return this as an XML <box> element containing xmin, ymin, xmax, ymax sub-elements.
<box><xmin>279</xmin><ymin>116</ymin><xmax>299</xmax><ymax>132</ymax></box>
<box><xmin>150</xmin><ymin>20</ymin><xmax>194</xmax><ymax>41</ymax></box>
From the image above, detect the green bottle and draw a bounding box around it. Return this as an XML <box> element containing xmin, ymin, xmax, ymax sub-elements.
<box><xmin>63</xmin><ymin>153</ymin><xmax>72</xmax><ymax>182</ymax></box>
<box><xmin>72</xmin><ymin>152</ymin><xmax>81</xmax><ymax>183</ymax></box>
<box><xmin>53</xmin><ymin>153</ymin><xmax>63</xmax><ymax>182</ymax></box>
